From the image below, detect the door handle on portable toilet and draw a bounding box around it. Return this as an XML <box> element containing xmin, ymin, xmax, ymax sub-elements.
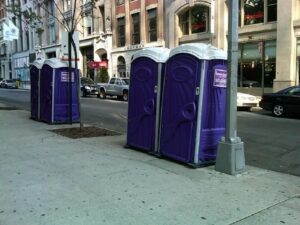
<box><xmin>196</xmin><ymin>87</ymin><xmax>200</xmax><ymax>95</ymax></box>
<box><xmin>154</xmin><ymin>85</ymin><xmax>158</xmax><ymax>93</ymax></box>
<box><xmin>143</xmin><ymin>99</ymin><xmax>155</xmax><ymax>115</ymax></box>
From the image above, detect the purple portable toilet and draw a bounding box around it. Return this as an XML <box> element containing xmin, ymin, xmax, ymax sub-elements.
<box><xmin>30</xmin><ymin>59</ymin><xmax>44</xmax><ymax>120</ymax></box>
<box><xmin>40</xmin><ymin>58</ymin><xmax>80</xmax><ymax>124</ymax></box>
<box><xmin>159</xmin><ymin>43</ymin><xmax>227</xmax><ymax>166</ymax></box>
<box><xmin>127</xmin><ymin>47</ymin><xmax>170</xmax><ymax>152</ymax></box>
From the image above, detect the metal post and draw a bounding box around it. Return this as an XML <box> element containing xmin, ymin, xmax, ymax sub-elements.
<box><xmin>215</xmin><ymin>0</ymin><xmax>245</xmax><ymax>175</ymax></box>
<box><xmin>261</xmin><ymin>41</ymin><xmax>265</xmax><ymax>95</ymax></box>
<box><xmin>154</xmin><ymin>63</ymin><xmax>163</xmax><ymax>154</ymax></box>
<box><xmin>68</xmin><ymin>31</ymin><xmax>72</xmax><ymax>124</ymax></box>
<box><xmin>194</xmin><ymin>61</ymin><xmax>207</xmax><ymax>165</ymax></box>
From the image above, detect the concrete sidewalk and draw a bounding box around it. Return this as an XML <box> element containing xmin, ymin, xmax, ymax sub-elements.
<box><xmin>0</xmin><ymin>105</ymin><xmax>300</xmax><ymax>225</ymax></box>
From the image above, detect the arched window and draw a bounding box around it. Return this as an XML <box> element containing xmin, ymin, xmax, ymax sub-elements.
<box><xmin>179</xmin><ymin>5</ymin><xmax>210</xmax><ymax>35</ymax></box>
<box><xmin>117</xmin><ymin>56</ymin><xmax>126</xmax><ymax>77</ymax></box>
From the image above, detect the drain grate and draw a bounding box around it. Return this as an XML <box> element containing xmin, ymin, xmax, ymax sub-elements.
<box><xmin>50</xmin><ymin>126</ymin><xmax>121</xmax><ymax>139</ymax></box>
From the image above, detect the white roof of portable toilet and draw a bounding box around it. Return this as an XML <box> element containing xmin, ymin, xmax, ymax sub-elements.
<box><xmin>31</xmin><ymin>59</ymin><xmax>45</xmax><ymax>69</ymax></box>
<box><xmin>132</xmin><ymin>47</ymin><xmax>170</xmax><ymax>63</ymax></box>
<box><xmin>43</xmin><ymin>58</ymin><xmax>69</xmax><ymax>69</ymax></box>
<box><xmin>169</xmin><ymin>43</ymin><xmax>227</xmax><ymax>60</ymax></box>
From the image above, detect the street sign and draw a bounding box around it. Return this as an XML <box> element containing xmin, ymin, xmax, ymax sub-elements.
<box><xmin>88</xmin><ymin>60</ymin><xmax>108</xmax><ymax>69</ymax></box>
<box><xmin>88</xmin><ymin>61</ymin><xmax>101</xmax><ymax>69</ymax></box>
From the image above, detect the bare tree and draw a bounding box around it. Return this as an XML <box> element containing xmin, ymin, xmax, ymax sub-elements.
<box><xmin>7</xmin><ymin>0</ymin><xmax>101</xmax><ymax>129</ymax></box>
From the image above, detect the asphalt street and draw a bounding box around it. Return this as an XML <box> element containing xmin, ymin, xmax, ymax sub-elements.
<box><xmin>1</xmin><ymin>88</ymin><xmax>300</xmax><ymax>176</ymax></box>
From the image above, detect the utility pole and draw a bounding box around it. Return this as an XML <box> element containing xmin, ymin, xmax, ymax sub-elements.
<box><xmin>215</xmin><ymin>0</ymin><xmax>245</xmax><ymax>175</ymax></box>
<box><xmin>68</xmin><ymin>31</ymin><xmax>73</xmax><ymax>124</ymax></box>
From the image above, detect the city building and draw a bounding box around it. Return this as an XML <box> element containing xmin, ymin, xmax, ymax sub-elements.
<box><xmin>37</xmin><ymin>0</ymin><xmax>113</xmax><ymax>81</ymax></box>
<box><xmin>0</xmin><ymin>0</ymin><xmax>113</xmax><ymax>85</ymax></box>
<box><xmin>0</xmin><ymin>0</ymin><xmax>10</xmax><ymax>80</ymax></box>
<box><xmin>1</xmin><ymin>0</ymin><xmax>300</xmax><ymax>94</ymax></box>
<box><xmin>164</xmin><ymin>0</ymin><xmax>300</xmax><ymax>94</ymax></box>
<box><xmin>111</xmin><ymin>0</ymin><xmax>164</xmax><ymax>77</ymax></box>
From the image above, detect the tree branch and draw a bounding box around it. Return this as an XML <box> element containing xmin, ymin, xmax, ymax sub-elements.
<box><xmin>40</xmin><ymin>1</ymin><xmax>70</xmax><ymax>32</ymax></box>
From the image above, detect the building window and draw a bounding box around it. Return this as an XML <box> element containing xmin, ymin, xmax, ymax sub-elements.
<box><xmin>243</xmin><ymin>0</ymin><xmax>264</xmax><ymax>25</ymax></box>
<box><xmin>48</xmin><ymin>0</ymin><xmax>55</xmax><ymax>16</ymax></box>
<box><xmin>17</xmin><ymin>17</ymin><xmax>24</xmax><ymax>51</ymax></box>
<box><xmin>117</xmin><ymin>56</ymin><xmax>126</xmax><ymax>77</ymax></box>
<box><xmin>49</xmin><ymin>24</ymin><xmax>56</xmax><ymax>44</ymax></box>
<box><xmin>179</xmin><ymin>11</ymin><xmax>189</xmax><ymax>35</ymax></box>
<box><xmin>83</xmin><ymin>13</ymin><xmax>92</xmax><ymax>35</ymax></box>
<box><xmin>46</xmin><ymin>52</ymin><xmax>56</xmax><ymax>58</ymax></box>
<box><xmin>116</xmin><ymin>0</ymin><xmax>124</xmax><ymax>6</ymax></box>
<box><xmin>240</xmin><ymin>0</ymin><xmax>277</xmax><ymax>26</ymax></box>
<box><xmin>99</xmin><ymin>6</ymin><xmax>105</xmax><ymax>32</ymax></box>
<box><xmin>147</xmin><ymin>8</ymin><xmax>157</xmax><ymax>42</ymax></box>
<box><xmin>296</xmin><ymin>39</ymin><xmax>300</xmax><ymax>85</ymax></box>
<box><xmin>64</xmin><ymin>19</ymin><xmax>72</xmax><ymax>31</ymax></box>
<box><xmin>81</xmin><ymin>0</ymin><xmax>91</xmax><ymax>4</ymax></box>
<box><xmin>64</xmin><ymin>0</ymin><xmax>71</xmax><ymax>11</ymax></box>
<box><xmin>267</xmin><ymin>0</ymin><xmax>277</xmax><ymax>22</ymax></box>
<box><xmin>238</xmin><ymin>40</ymin><xmax>276</xmax><ymax>89</ymax></box>
<box><xmin>191</xmin><ymin>5</ymin><xmax>209</xmax><ymax>33</ymax></box>
<box><xmin>179</xmin><ymin>5</ymin><xmax>210</xmax><ymax>36</ymax></box>
<box><xmin>24</xmin><ymin>31</ymin><xmax>29</xmax><ymax>50</ymax></box>
<box><xmin>131</xmin><ymin>13</ymin><xmax>140</xmax><ymax>45</ymax></box>
<box><xmin>117</xmin><ymin>17</ymin><xmax>125</xmax><ymax>47</ymax></box>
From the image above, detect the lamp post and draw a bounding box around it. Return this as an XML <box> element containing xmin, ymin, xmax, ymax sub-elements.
<box><xmin>215</xmin><ymin>0</ymin><xmax>246</xmax><ymax>175</ymax></box>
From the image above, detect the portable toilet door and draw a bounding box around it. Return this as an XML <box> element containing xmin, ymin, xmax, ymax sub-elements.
<box><xmin>53</xmin><ymin>64</ymin><xmax>79</xmax><ymax>123</ymax></box>
<box><xmin>30</xmin><ymin>59</ymin><xmax>44</xmax><ymax>120</ymax></box>
<box><xmin>40</xmin><ymin>58</ymin><xmax>79</xmax><ymax>124</ymax></box>
<box><xmin>159</xmin><ymin>44</ymin><xmax>227</xmax><ymax>166</ymax></box>
<box><xmin>198</xmin><ymin>59</ymin><xmax>227</xmax><ymax>163</ymax></box>
<box><xmin>40</xmin><ymin>60</ymin><xmax>55</xmax><ymax>123</ymax></box>
<box><xmin>127</xmin><ymin>47</ymin><xmax>170</xmax><ymax>152</ymax></box>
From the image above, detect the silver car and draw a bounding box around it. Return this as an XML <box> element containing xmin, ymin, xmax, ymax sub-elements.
<box><xmin>0</xmin><ymin>79</ymin><xmax>18</xmax><ymax>89</ymax></box>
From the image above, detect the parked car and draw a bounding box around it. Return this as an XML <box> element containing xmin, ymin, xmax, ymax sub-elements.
<box><xmin>237</xmin><ymin>92</ymin><xmax>259</xmax><ymax>110</ymax></box>
<box><xmin>259</xmin><ymin>86</ymin><xmax>300</xmax><ymax>117</ymax></box>
<box><xmin>98</xmin><ymin>77</ymin><xmax>130</xmax><ymax>101</ymax></box>
<box><xmin>80</xmin><ymin>77</ymin><xmax>100</xmax><ymax>97</ymax></box>
<box><xmin>0</xmin><ymin>79</ymin><xmax>18</xmax><ymax>89</ymax></box>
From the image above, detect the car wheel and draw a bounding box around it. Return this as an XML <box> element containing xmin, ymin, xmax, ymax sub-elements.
<box><xmin>123</xmin><ymin>91</ymin><xmax>128</xmax><ymax>101</ymax></box>
<box><xmin>99</xmin><ymin>90</ymin><xmax>106</xmax><ymax>99</ymax></box>
<box><xmin>272</xmin><ymin>104</ymin><xmax>284</xmax><ymax>117</ymax></box>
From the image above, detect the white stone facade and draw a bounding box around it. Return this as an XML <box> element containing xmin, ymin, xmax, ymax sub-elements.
<box><xmin>163</xmin><ymin>0</ymin><xmax>300</xmax><ymax>93</ymax></box>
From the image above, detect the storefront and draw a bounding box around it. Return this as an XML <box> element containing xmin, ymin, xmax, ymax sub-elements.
<box><xmin>238</xmin><ymin>40</ymin><xmax>276</xmax><ymax>95</ymax></box>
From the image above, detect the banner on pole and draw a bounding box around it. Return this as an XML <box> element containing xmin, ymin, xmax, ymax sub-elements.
<box><xmin>60</xmin><ymin>31</ymin><xmax>80</xmax><ymax>62</ymax></box>
<box><xmin>3</xmin><ymin>18</ymin><xmax>19</xmax><ymax>41</ymax></box>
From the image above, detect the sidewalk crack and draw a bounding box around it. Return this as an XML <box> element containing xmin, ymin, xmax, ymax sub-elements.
<box><xmin>229</xmin><ymin>195</ymin><xmax>300</xmax><ymax>225</ymax></box>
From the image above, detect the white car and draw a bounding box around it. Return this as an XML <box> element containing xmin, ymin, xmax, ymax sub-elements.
<box><xmin>237</xmin><ymin>92</ymin><xmax>259</xmax><ymax>110</ymax></box>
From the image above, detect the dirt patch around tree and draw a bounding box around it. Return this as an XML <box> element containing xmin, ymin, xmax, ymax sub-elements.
<box><xmin>50</xmin><ymin>126</ymin><xmax>121</xmax><ymax>139</ymax></box>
